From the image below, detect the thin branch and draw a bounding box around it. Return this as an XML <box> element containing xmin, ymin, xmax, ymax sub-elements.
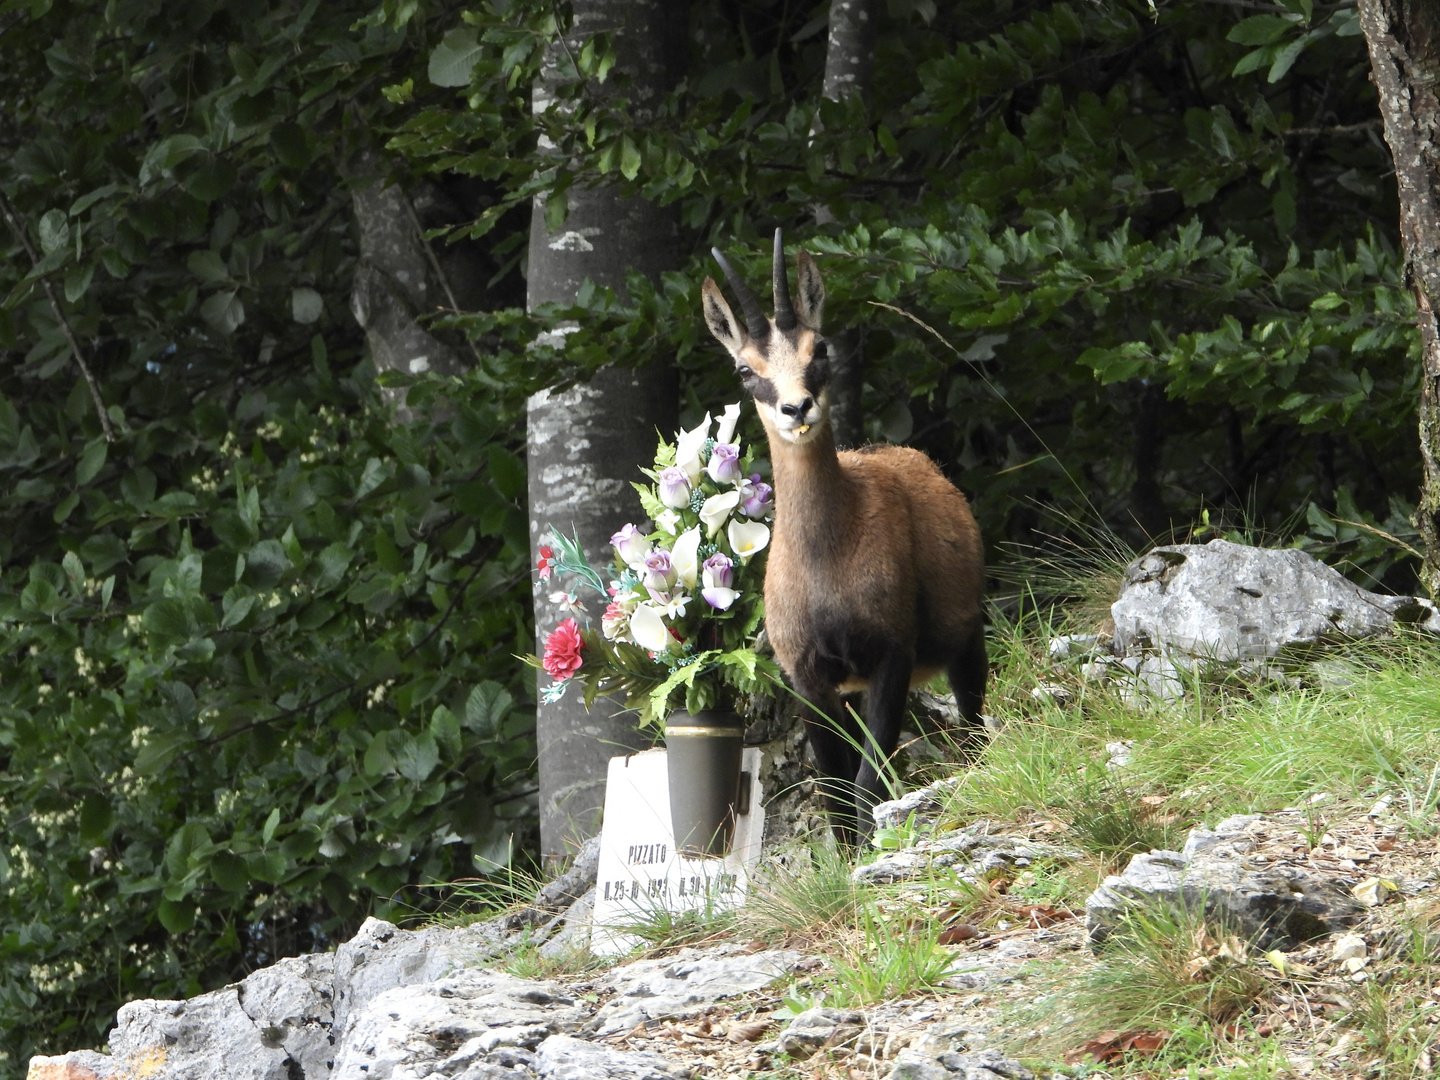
<box><xmin>0</xmin><ymin>189</ymin><xmax>115</xmax><ymax>442</ymax></box>
<box><xmin>401</xmin><ymin>194</ymin><xmax>492</xmax><ymax>376</ymax></box>
<box><xmin>1281</xmin><ymin>119</ymin><xmax>1383</xmax><ymax>136</ymax></box>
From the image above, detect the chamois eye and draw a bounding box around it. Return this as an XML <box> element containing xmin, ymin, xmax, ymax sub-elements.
<box><xmin>812</xmin><ymin>341</ymin><xmax>828</xmax><ymax>359</ymax></box>
<box><xmin>737</xmin><ymin>365</ymin><xmax>754</xmax><ymax>379</ymax></box>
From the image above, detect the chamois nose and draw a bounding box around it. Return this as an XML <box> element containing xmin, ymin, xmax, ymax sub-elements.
<box><xmin>779</xmin><ymin>397</ymin><xmax>812</xmax><ymax>420</ymax></box>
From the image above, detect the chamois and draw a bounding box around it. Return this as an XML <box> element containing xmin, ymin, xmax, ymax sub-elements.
<box><xmin>702</xmin><ymin>230</ymin><xmax>987</xmax><ymax>842</ymax></box>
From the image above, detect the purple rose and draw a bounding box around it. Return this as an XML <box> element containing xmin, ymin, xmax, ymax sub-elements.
<box><xmin>643</xmin><ymin>549</ymin><xmax>676</xmax><ymax>591</ymax></box>
<box><xmin>658</xmin><ymin>465</ymin><xmax>692</xmax><ymax>509</ymax></box>
<box><xmin>611</xmin><ymin>523</ymin><xmax>651</xmax><ymax>567</ymax></box>
<box><xmin>739</xmin><ymin>475</ymin><xmax>774</xmax><ymax>518</ymax></box>
<box><xmin>702</xmin><ymin>552</ymin><xmax>734</xmax><ymax>590</ymax></box>
<box><xmin>706</xmin><ymin>443</ymin><xmax>741</xmax><ymax>485</ymax></box>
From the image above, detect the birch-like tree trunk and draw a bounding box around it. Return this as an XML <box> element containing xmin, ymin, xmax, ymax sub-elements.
<box><xmin>528</xmin><ymin>1</ymin><xmax>685</xmax><ymax>862</ymax></box>
<box><xmin>1357</xmin><ymin>0</ymin><xmax>1440</xmax><ymax>595</ymax></box>
<box><xmin>817</xmin><ymin>0</ymin><xmax>873</xmax><ymax>448</ymax></box>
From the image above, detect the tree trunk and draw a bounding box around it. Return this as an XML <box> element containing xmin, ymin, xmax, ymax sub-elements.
<box><xmin>816</xmin><ymin>0</ymin><xmax>873</xmax><ymax>449</ymax></box>
<box><xmin>1357</xmin><ymin>0</ymin><xmax>1440</xmax><ymax>596</ymax></box>
<box><xmin>348</xmin><ymin>151</ymin><xmax>470</xmax><ymax>415</ymax></box>
<box><xmin>527</xmin><ymin>1</ymin><xmax>685</xmax><ymax>863</ymax></box>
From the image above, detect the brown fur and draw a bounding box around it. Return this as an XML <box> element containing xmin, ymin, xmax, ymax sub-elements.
<box><xmin>703</xmin><ymin>233</ymin><xmax>987</xmax><ymax>842</ymax></box>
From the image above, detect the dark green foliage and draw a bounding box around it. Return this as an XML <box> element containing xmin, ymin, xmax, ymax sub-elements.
<box><xmin>0</xmin><ymin>0</ymin><xmax>1428</xmax><ymax>1071</ymax></box>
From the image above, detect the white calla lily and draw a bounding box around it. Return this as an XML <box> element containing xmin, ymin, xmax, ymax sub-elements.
<box><xmin>671</xmin><ymin>527</ymin><xmax>703</xmax><ymax>588</ymax></box>
<box><xmin>700</xmin><ymin>490</ymin><xmax>741</xmax><ymax>536</ymax></box>
<box><xmin>674</xmin><ymin>413</ymin><xmax>712</xmax><ymax>483</ymax></box>
<box><xmin>727</xmin><ymin>519</ymin><xmax>771</xmax><ymax>561</ymax></box>
<box><xmin>629</xmin><ymin>603</ymin><xmax>672</xmax><ymax>653</ymax></box>
<box><xmin>714</xmin><ymin>401</ymin><xmax>742</xmax><ymax>446</ymax></box>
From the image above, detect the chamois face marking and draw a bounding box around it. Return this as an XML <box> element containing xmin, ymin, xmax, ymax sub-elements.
<box><xmin>703</xmin><ymin>235</ymin><xmax>828</xmax><ymax>446</ymax></box>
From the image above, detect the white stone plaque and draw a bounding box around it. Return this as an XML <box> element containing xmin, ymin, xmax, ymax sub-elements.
<box><xmin>589</xmin><ymin>747</ymin><xmax>764</xmax><ymax>956</ymax></box>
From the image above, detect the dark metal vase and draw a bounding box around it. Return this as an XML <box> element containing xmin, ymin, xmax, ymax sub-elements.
<box><xmin>665</xmin><ymin>711</ymin><xmax>745</xmax><ymax>858</ymax></box>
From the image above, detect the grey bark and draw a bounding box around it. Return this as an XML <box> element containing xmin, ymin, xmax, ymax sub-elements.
<box><xmin>1357</xmin><ymin>0</ymin><xmax>1440</xmax><ymax>595</ymax></box>
<box><xmin>348</xmin><ymin>151</ymin><xmax>469</xmax><ymax>414</ymax></box>
<box><xmin>816</xmin><ymin>0</ymin><xmax>874</xmax><ymax>449</ymax></box>
<box><xmin>527</xmin><ymin>1</ymin><xmax>685</xmax><ymax>862</ymax></box>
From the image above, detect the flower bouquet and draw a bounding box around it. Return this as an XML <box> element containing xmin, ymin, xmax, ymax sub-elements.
<box><xmin>530</xmin><ymin>403</ymin><xmax>780</xmax><ymax>729</ymax></box>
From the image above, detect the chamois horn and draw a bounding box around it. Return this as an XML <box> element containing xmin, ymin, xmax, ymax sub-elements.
<box><xmin>711</xmin><ymin>248</ymin><xmax>769</xmax><ymax>341</ymax></box>
<box><xmin>772</xmin><ymin>227</ymin><xmax>796</xmax><ymax>331</ymax></box>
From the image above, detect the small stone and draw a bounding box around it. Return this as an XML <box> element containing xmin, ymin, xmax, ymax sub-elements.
<box><xmin>1343</xmin><ymin>956</ymin><xmax>1369</xmax><ymax>974</ymax></box>
<box><xmin>1105</xmin><ymin>740</ymin><xmax>1135</xmax><ymax>770</ymax></box>
<box><xmin>1030</xmin><ymin>682</ymin><xmax>1074</xmax><ymax>708</ymax></box>
<box><xmin>1331</xmin><ymin>933</ymin><xmax>1367</xmax><ymax>962</ymax></box>
<box><xmin>1047</xmin><ymin>634</ymin><xmax>1102</xmax><ymax>662</ymax></box>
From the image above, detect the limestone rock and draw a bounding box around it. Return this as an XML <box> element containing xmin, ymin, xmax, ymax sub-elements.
<box><xmin>774</xmin><ymin>1007</ymin><xmax>866</xmax><ymax>1058</ymax></box>
<box><xmin>533</xmin><ymin>1034</ymin><xmax>690</xmax><ymax>1080</ymax></box>
<box><xmin>108</xmin><ymin>986</ymin><xmax>292</xmax><ymax>1080</ymax></box>
<box><xmin>236</xmin><ymin>952</ymin><xmax>335</xmax><ymax>1079</ymax></box>
<box><xmin>585</xmin><ymin>946</ymin><xmax>802</xmax><ymax>1037</ymax></box>
<box><xmin>1111</xmin><ymin>539</ymin><xmax>1437</xmax><ymax>662</ymax></box>
<box><xmin>1087</xmin><ymin>823</ymin><xmax>1365</xmax><ymax>948</ymax></box>
<box><xmin>855</xmin><ymin>823</ymin><xmax>1080</xmax><ymax>886</ymax></box>
<box><xmin>886</xmin><ymin>1047</ymin><xmax>1034</xmax><ymax>1080</ymax></box>
<box><xmin>331</xmin><ymin>915</ymin><xmax>526</xmax><ymax>1041</ymax></box>
<box><xmin>871</xmin><ymin>780</ymin><xmax>958</xmax><ymax>831</ymax></box>
<box><xmin>330</xmin><ymin>967</ymin><xmax>583</xmax><ymax>1080</ymax></box>
<box><xmin>25</xmin><ymin>1051</ymin><xmax>115</xmax><ymax>1080</ymax></box>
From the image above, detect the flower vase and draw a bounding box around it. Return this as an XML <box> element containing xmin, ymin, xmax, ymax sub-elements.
<box><xmin>665</xmin><ymin>711</ymin><xmax>745</xmax><ymax>858</ymax></box>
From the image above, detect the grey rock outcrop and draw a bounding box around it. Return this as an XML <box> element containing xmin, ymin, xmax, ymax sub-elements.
<box><xmin>855</xmin><ymin>821</ymin><xmax>1080</xmax><ymax>886</ymax></box>
<box><xmin>887</xmin><ymin>1047</ymin><xmax>1034</xmax><ymax>1080</ymax></box>
<box><xmin>533</xmin><ymin>1035</ymin><xmax>690</xmax><ymax>1080</ymax></box>
<box><xmin>330</xmin><ymin>968</ymin><xmax>584</xmax><ymax>1080</ymax></box>
<box><xmin>585</xmin><ymin>947</ymin><xmax>802</xmax><ymax>1037</ymax></box>
<box><xmin>774</xmin><ymin>1007</ymin><xmax>866</xmax><ymax>1058</ymax></box>
<box><xmin>1086</xmin><ymin>815</ymin><xmax>1365</xmax><ymax>948</ymax></box>
<box><xmin>1111</xmin><ymin>539</ymin><xmax>1437</xmax><ymax>662</ymax></box>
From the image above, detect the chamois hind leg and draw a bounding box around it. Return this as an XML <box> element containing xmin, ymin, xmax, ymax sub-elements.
<box><xmin>795</xmin><ymin>682</ymin><xmax>863</xmax><ymax>844</ymax></box>
<box><xmin>853</xmin><ymin>648</ymin><xmax>913</xmax><ymax>839</ymax></box>
<box><xmin>947</xmin><ymin>623</ymin><xmax>989</xmax><ymax>751</ymax></box>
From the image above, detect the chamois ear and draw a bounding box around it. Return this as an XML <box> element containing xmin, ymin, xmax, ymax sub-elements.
<box><xmin>795</xmin><ymin>250</ymin><xmax>825</xmax><ymax>330</ymax></box>
<box><xmin>702</xmin><ymin>276</ymin><xmax>746</xmax><ymax>356</ymax></box>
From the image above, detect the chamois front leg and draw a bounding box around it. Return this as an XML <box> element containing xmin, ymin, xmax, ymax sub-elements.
<box><xmin>948</xmin><ymin>622</ymin><xmax>989</xmax><ymax>753</ymax></box>
<box><xmin>853</xmin><ymin>647</ymin><xmax>913</xmax><ymax>839</ymax></box>
<box><xmin>794</xmin><ymin>680</ymin><xmax>863</xmax><ymax>844</ymax></box>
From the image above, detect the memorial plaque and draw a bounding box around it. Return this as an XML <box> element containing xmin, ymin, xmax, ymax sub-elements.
<box><xmin>590</xmin><ymin>747</ymin><xmax>764</xmax><ymax>956</ymax></box>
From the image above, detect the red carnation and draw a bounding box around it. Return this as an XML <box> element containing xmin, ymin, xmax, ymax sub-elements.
<box><xmin>536</xmin><ymin>545</ymin><xmax>555</xmax><ymax>582</ymax></box>
<box><xmin>542</xmin><ymin>617</ymin><xmax>584</xmax><ymax>681</ymax></box>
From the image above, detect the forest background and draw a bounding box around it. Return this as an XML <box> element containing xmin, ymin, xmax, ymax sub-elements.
<box><xmin>0</xmin><ymin>0</ymin><xmax>1428</xmax><ymax>1070</ymax></box>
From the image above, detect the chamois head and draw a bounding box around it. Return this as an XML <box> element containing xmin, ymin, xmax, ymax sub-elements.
<box><xmin>702</xmin><ymin>229</ymin><xmax>828</xmax><ymax>446</ymax></box>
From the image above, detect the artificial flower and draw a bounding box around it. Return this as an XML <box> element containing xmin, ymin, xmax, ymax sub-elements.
<box><xmin>738</xmin><ymin>475</ymin><xmax>774</xmax><ymax>518</ymax></box>
<box><xmin>643</xmin><ymin>549</ymin><xmax>676</xmax><ymax>591</ymax></box>
<box><xmin>702</xmin><ymin>587</ymin><xmax>739</xmax><ymax>611</ymax></box>
<box><xmin>728</xmin><ymin>519</ymin><xmax>771</xmax><ymax>561</ymax></box>
<box><xmin>658</xmin><ymin>465</ymin><xmax>692</xmax><ymax>509</ymax></box>
<box><xmin>671</xmin><ymin>527</ymin><xmax>703</xmax><ymax>588</ymax></box>
<box><xmin>610</xmin><ymin>523</ymin><xmax>651</xmax><ymax>568</ymax></box>
<box><xmin>675</xmin><ymin>413</ymin><xmax>712</xmax><ymax>483</ymax></box>
<box><xmin>549</xmin><ymin>589</ymin><xmax>586</xmax><ymax>617</ymax></box>
<box><xmin>715</xmin><ymin>401</ymin><xmax>742</xmax><ymax>445</ymax></box>
<box><xmin>536</xmin><ymin>544</ymin><xmax>555</xmax><ymax>582</ymax></box>
<box><xmin>702</xmin><ymin>552</ymin><xmax>734</xmax><ymax>589</ymax></box>
<box><xmin>601</xmin><ymin>600</ymin><xmax>630</xmax><ymax>642</ymax></box>
<box><xmin>700</xmin><ymin>490</ymin><xmax>741</xmax><ymax>536</ymax></box>
<box><xmin>655</xmin><ymin>508</ymin><xmax>681</xmax><ymax>534</ymax></box>
<box><xmin>706</xmin><ymin>443</ymin><xmax>741</xmax><ymax>485</ymax></box>
<box><xmin>654</xmin><ymin>590</ymin><xmax>692</xmax><ymax>620</ymax></box>
<box><xmin>629</xmin><ymin>603</ymin><xmax>671</xmax><ymax>652</ymax></box>
<box><xmin>541</xmin><ymin>618</ymin><xmax>584</xmax><ymax>680</ymax></box>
